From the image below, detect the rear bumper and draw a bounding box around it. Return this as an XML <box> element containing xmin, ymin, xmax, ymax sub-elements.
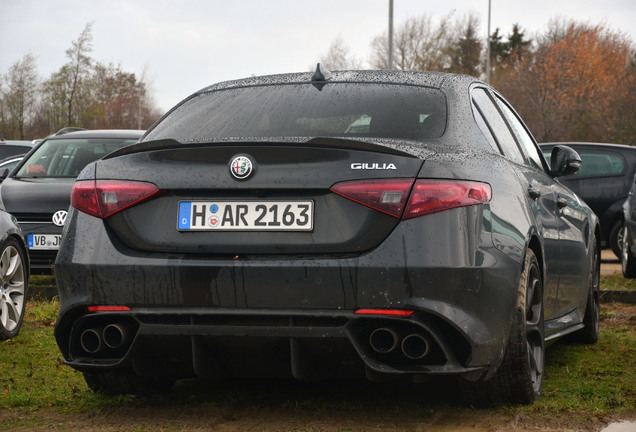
<box><xmin>55</xmin><ymin>207</ymin><xmax>522</xmax><ymax>381</ymax></box>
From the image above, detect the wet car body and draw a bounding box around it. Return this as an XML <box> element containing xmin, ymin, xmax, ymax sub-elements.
<box><xmin>55</xmin><ymin>69</ymin><xmax>600</xmax><ymax>405</ymax></box>
<box><xmin>0</xmin><ymin>129</ymin><xmax>144</xmax><ymax>272</ymax></box>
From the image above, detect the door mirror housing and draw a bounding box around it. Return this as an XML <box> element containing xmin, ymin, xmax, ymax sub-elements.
<box><xmin>550</xmin><ymin>145</ymin><xmax>581</xmax><ymax>177</ymax></box>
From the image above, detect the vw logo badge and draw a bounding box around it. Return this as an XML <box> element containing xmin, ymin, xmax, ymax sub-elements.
<box><xmin>229</xmin><ymin>155</ymin><xmax>254</xmax><ymax>180</ymax></box>
<box><xmin>52</xmin><ymin>210</ymin><xmax>68</xmax><ymax>227</ymax></box>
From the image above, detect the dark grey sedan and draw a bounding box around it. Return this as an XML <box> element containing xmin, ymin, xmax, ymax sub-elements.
<box><xmin>54</xmin><ymin>67</ymin><xmax>600</xmax><ymax>406</ymax></box>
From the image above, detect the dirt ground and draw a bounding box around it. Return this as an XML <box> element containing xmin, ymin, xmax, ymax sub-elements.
<box><xmin>601</xmin><ymin>249</ymin><xmax>622</xmax><ymax>276</ymax></box>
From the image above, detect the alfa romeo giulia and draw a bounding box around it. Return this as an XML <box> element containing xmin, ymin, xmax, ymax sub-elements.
<box><xmin>54</xmin><ymin>66</ymin><xmax>600</xmax><ymax>405</ymax></box>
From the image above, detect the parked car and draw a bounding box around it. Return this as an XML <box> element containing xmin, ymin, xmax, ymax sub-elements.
<box><xmin>539</xmin><ymin>142</ymin><xmax>636</xmax><ymax>258</ymax></box>
<box><xmin>0</xmin><ymin>129</ymin><xmax>144</xmax><ymax>273</ymax></box>
<box><xmin>620</xmin><ymin>174</ymin><xmax>636</xmax><ymax>277</ymax></box>
<box><xmin>0</xmin><ymin>139</ymin><xmax>35</xmax><ymax>160</ymax></box>
<box><xmin>0</xmin><ymin>210</ymin><xmax>29</xmax><ymax>341</ymax></box>
<box><xmin>54</xmin><ymin>67</ymin><xmax>600</xmax><ymax>406</ymax></box>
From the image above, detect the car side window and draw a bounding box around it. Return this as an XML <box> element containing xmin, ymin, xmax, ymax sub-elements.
<box><xmin>494</xmin><ymin>96</ymin><xmax>546</xmax><ymax>172</ymax></box>
<box><xmin>471</xmin><ymin>88</ymin><xmax>525</xmax><ymax>164</ymax></box>
<box><xmin>570</xmin><ymin>150</ymin><xmax>625</xmax><ymax>178</ymax></box>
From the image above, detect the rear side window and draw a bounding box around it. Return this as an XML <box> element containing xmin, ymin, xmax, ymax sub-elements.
<box><xmin>471</xmin><ymin>88</ymin><xmax>525</xmax><ymax>164</ymax></box>
<box><xmin>145</xmin><ymin>83</ymin><xmax>448</xmax><ymax>142</ymax></box>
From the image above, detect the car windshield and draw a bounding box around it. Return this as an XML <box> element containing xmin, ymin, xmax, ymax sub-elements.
<box><xmin>15</xmin><ymin>138</ymin><xmax>137</xmax><ymax>178</ymax></box>
<box><xmin>145</xmin><ymin>83</ymin><xmax>447</xmax><ymax>142</ymax></box>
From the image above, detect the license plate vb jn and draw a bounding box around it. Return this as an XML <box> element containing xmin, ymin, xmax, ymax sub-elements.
<box><xmin>177</xmin><ymin>201</ymin><xmax>314</xmax><ymax>231</ymax></box>
<box><xmin>28</xmin><ymin>234</ymin><xmax>62</xmax><ymax>250</ymax></box>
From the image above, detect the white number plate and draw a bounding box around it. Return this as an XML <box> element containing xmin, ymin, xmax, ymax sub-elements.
<box><xmin>177</xmin><ymin>201</ymin><xmax>314</xmax><ymax>231</ymax></box>
<box><xmin>28</xmin><ymin>234</ymin><xmax>62</xmax><ymax>250</ymax></box>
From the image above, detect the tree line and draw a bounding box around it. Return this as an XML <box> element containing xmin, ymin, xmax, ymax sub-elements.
<box><xmin>0</xmin><ymin>23</ymin><xmax>163</xmax><ymax>141</ymax></box>
<box><xmin>3</xmin><ymin>17</ymin><xmax>635</xmax><ymax>145</ymax></box>
<box><xmin>321</xmin><ymin>14</ymin><xmax>636</xmax><ymax>145</ymax></box>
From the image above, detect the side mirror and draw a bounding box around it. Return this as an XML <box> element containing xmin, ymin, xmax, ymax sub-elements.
<box><xmin>551</xmin><ymin>145</ymin><xmax>581</xmax><ymax>177</ymax></box>
<box><xmin>0</xmin><ymin>168</ymin><xmax>8</xmax><ymax>182</ymax></box>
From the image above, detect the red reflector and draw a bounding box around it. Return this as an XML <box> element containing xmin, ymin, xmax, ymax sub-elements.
<box><xmin>354</xmin><ymin>309</ymin><xmax>414</xmax><ymax>316</ymax></box>
<box><xmin>404</xmin><ymin>180</ymin><xmax>491</xmax><ymax>219</ymax></box>
<box><xmin>71</xmin><ymin>180</ymin><xmax>161</xmax><ymax>219</ymax></box>
<box><xmin>330</xmin><ymin>179</ymin><xmax>414</xmax><ymax>218</ymax></box>
<box><xmin>87</xmin><ymin>306</ymin><xmax>131</xmax><ymax>312</ymax></box>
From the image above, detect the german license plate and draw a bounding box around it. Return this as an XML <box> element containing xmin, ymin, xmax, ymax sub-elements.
<box><xmin>28</xmin><ymin>234</ymin><xmax>62</xmax><ymax>250</ymax></box>
<box><xmin>177</xmin><ymin>201</ymin><xmax>314</xmax><ymax>231</ymax></box>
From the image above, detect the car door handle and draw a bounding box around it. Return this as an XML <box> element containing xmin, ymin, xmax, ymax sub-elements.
<box><xmin>557</xmin><ymin>196</ymin><xmax>568</xmax><ymax>209</ymax></box>
<box><xmin>528</xmin><ymin>186</ymin><xmax>541</xmax><ymax>200</ymax></box>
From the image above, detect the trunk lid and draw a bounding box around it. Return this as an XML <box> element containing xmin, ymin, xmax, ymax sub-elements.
<box><xmin>95</xmin><ymin>140</ymin><xmax>430</xmax><ymax>255</ymax></box>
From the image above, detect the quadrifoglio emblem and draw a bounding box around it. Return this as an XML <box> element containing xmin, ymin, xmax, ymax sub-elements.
<box><xmin>229</xmin><ymin>155</ymin><xmax>254</xmax><ymax>180</ymax></box>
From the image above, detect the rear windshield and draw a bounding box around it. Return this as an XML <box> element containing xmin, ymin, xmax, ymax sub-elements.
<box><xmin>145</xmin><ymin>83</ymin><xmax>447</xmax><ymax>142</ymax></box>
<box><xmin>15</xmin><ymin>138</ymin><xmax>137</xmax><ymax>178</ymax></box>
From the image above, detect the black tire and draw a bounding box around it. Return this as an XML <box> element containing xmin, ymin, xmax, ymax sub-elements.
<box><xmin>0</xmin><ymin>237</ymin><xmax>28</xmax><ymax>341</ymax></box>
<box><xmin>460</xmin><ymin>249</ymin><xmax>544</xmax><ymax>406</ymax></box>
<box><xmin>576</xmin><ymin>238</ymin><xmax>600</xmax><ymax>344</ymax></box>
<box><xmin>621</xmin><ymin>225</ymin><xmax>636</xmax><ymax>278</ymax></box>
<box><xmin>83</xmin><ymin>371</ymin><xmax>175</xmax><ymax>396</ymax></box>
<box><xmin>610</xmin><ymin>220</ymin><xmax>623</xmax><ymax>259</ymax></box>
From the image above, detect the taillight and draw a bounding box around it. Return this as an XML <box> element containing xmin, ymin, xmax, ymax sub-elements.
<box><xmin>331</xmin><ymin>178</ymin><xmax>490</xmax><ymax>219</ymax></box>
<box><xmin>404</xmin><ymin>180</ymin><xmax>491</xmax><ymax>218</ymax></box>
<box><xmin>71</xmin><ymin>180</ymin><xmax>161</xmax><ymax>219</ymax></box>
<box><xmin>330</xmin><ymin>179</ymin><xmax>414</xmax><ymax>218</ymax></box>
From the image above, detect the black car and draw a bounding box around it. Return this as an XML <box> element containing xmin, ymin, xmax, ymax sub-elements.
<box><xmin>539</xmin><ymin>142</ymin><xmax>636</xmax><ymax>258</ymax></box>
<box><xmin>0</xmin><ymin>129</ymin><xmax>144</xmax><ymax>272</ymax></box>
<box><xmin>0</xmin><ymin>210</ymin><xmax>29</xmax><ymax>341</ymax></box>
<box><xmin>54</xmin><ymin>67</ymin><xmax>600</xmax><ymax>406</ymax></box>
<box><xmin>620</xmin><ymin>175</ymin><xmax>636</xmax><ymax>277</ymax></box>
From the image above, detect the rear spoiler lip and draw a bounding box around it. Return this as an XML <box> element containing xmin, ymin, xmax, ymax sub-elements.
<box><xmin>105</xmin><ymin>136</ymin><xmax>435</xmax><ymax>160</ymax></box>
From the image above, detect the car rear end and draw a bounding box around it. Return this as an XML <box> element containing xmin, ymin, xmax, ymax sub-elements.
<box><xmin>55</xmin><ymin>72</ymin><xmax>519</xmax><ymax>384</ymax></box>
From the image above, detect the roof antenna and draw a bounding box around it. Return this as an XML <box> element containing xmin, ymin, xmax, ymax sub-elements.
<box><xmin>312</xmin><ymin>63</ymin><xmax>332</xmax><ymax>82</ymax></box>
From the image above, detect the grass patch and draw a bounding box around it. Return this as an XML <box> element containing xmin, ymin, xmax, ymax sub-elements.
<box><xmin>602</xmin><ymin>272</ymin><xmax>636</xmax><ymax>291</ymax></box>
<box><xmin>1</xmin><ymin>300</ymin><xmax>634</xmax><ymax>430</ymax></box>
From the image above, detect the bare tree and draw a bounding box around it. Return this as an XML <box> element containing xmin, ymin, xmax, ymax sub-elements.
<box><xmin>87</xmin><ymin>62</ymin><xmax>162</xmax><ymax>130</ymax></box>
<box><xmin>319</xmin><ymin>36</ymin><xmax>364</xmax><ymax>70</ymax></box>
<box><xmin>369</xmin><ymin>12</ymin><xmax>455</xmax><ymax>71</ymax></box>
<box><xmin>1</xmin><ymin>54</ymin><xmax>39</xmax><ymax>139</ymax></box>
<box><xmin>41</xmin><ymin>22</ymin><xmax>95</xmax><ymax>130</ymax></box>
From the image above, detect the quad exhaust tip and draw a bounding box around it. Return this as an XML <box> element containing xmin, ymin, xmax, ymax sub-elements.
<box><xmin>368</xmin><ymin>327</ymin><xmax>431</xmax><ymax>360</ymax></box>
<box><xmin>79</xmin><ymin>323</ymin><xmax>129</xmax><ymax>354</ymax></box>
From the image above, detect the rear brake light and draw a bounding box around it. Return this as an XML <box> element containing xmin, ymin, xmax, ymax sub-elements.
<box><xmin>71</xmin><ymin>180</ymin><xmax>161</xmax><ymax>219</ymax></box>
<box><xmin>331</xmin><ymin>178</ymin><xmax>490</xmax><ymax>219</ymax></box>
<box><xmin>330</xmin><ymin>179</ymin><xmax>414</xmax><ymax>218</ymax></box>
<box><xmin>404</xmin><ymin>180</ymin><xmax>491</xmax><ymax>219</ymax></box>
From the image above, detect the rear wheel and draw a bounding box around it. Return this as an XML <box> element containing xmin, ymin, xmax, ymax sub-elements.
<box><xmin>460</xmin><ymin>249</ymin><xmax>544</xmax><ymax>406</ymax></box>
<box><xmin>83</xmin><ymin>371</ymin><xmax>175</xmax><ymax>396</ymax></box>
<box><xmin>576</xmin><ymin>238</ymin><xmax>600</xmax><ymax>343</ymax></box>
<box><xmin>621</xmin><ymin>225</ymin><xmax>636</xmax><ymax>278</ymax></box>
<box><xmin>0</xmin><ymin>238</ymin><xmax>27</xmax><ymax>341</ymax></box>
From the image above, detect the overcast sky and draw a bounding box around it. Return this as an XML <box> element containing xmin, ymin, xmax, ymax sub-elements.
<box><xmin>1</xmin><ymin>0</ymin><xmax>635</xmax><ymax>112</ymax></box>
